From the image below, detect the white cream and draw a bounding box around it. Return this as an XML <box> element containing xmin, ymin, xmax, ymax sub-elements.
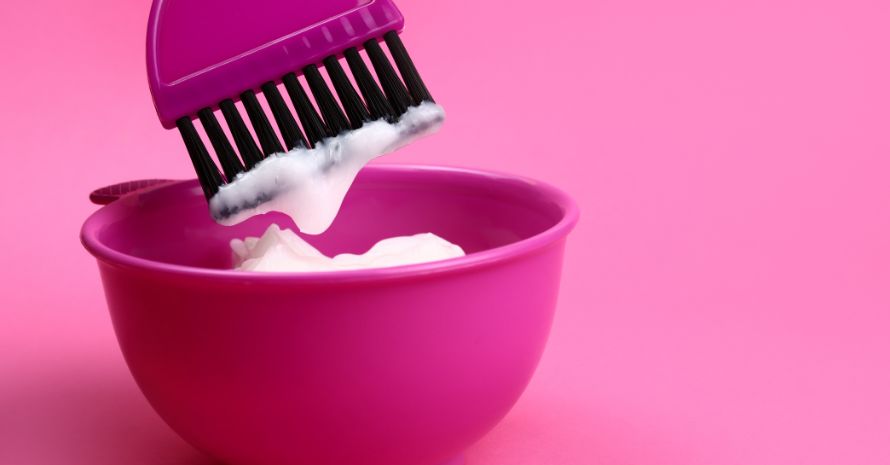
<box><xmin>210</xmin><ymin>102</ymin><xmax>445</xmax><ymax>235</ymax></box>
<box><xmin>231</xmin><ymin>224</ymin><xmax>465</xmax><ymax>272</ymax></box>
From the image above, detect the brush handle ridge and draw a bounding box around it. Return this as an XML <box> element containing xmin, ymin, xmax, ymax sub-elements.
<box><xmin>147</xmin><ymin>0</ymin><xmax>404</xmax><ymax>128</ymax></box>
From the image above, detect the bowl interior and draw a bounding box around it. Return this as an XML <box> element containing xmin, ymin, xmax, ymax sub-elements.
<box><xmin>89</xmin><ymin>165</ymin><xmax>570</xmax><ymax>270</ymax></box>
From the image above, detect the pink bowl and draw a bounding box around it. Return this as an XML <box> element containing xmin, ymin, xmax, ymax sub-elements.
<box><xmin>80</xmin><ymin>164</ymin><xmax>578</xmax><ymax>465</ymax></box>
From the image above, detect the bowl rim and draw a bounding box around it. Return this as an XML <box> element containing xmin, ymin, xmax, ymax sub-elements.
<box><xmin>80</xmin><ymin>164</ymin><xmax>580</xmax><ymax>284</ymax></box>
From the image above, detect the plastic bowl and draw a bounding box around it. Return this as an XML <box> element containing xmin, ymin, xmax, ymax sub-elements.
<box><xmin>80</xmin><ymin>164</ymin><xmax>578</xmax><ymax>465</ymax></box>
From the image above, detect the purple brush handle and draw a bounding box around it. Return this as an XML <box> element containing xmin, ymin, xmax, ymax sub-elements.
<box><xmin>147</xmin><ymin>0</ymin><xmax>405</xmax><ymax>129</ymax></box>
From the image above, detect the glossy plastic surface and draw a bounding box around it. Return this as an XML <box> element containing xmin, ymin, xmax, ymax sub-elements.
<box><xmin>81</xmin><ymin>165</ymin><xmax>578</xmax><ymax>465</ymax></box>
<box><xmin>147</xmin><ymin>0</ymin><xmax>405</xmax><ymax>128</ymax></box>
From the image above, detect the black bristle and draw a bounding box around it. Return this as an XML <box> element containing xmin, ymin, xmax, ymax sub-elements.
<box><xmin>176</xmin><ymin>117</ymin><xmax>222</xmax><ymax>199</ymax></box>
<box><xmin>198</xmin><ymin>108</ymin><xmax>244</xmax><ymax>182</ymax></box>
<box><xmin>322</xmin><ymin>55</ymin><xmax>370</xmax><ymax>129</ymax></box>
<box><xmin>384</xmin><ymin>31</ymin><xmax>434</xmax><ymax>104</ymax></box>
<box><xmin>344</xmin><ymin>47</ymin><xmax>394</xmax><ymax>121</ymax></box>
<box><xmin>240</xmin><ymin>90</ymin><xmax>285</xmax><ymax>156</ymax></box>
<box><xmin>261</xmin><ymin>82</ymin><xmax>306</xmax><ymax>151</ymax></box>
<box><xmin>303</xmin><ymin>64</ymin><xmax>350</xmax><ymax>135</ymax></box>
<box><xmin>219</xmin><ymin>99</ymin><xmax>264</xmax><ymax>169</ymax></box>
<box><xmin>364</xmin><ymin>39</ymin><xmax>413</xmax><ymax>116</ymax></box>
<box><xmin>178</xmin><ymin>30</ymin><xmax>436</xmax><ymax>198</ymax></box>
<box><xmin>282</xmin><ymin>73</ymin><xmax>329</xmax><ymax>145</ymax></box>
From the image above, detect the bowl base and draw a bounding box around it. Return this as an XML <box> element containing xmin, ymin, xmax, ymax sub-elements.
<box><xmin>440</xmin><ymin>453</ymin><xmax>466</xmax><ymax>465</ymax></box>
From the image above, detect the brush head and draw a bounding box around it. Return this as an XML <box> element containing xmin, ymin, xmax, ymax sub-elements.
<box><xmin>147</xmin><ymin>0</ymin><xmax>405</xmax><ymax>129</ymax></box>
<box><xmin>149</xmin><ymin>0</ymin><xmax>440</xmax><ymax>219</ymax></box>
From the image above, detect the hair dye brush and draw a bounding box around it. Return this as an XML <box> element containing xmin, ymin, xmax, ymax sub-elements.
<box><xmin>147</xmin><ymin>0</ymin><xmax>444</xmax><ymax>230</ymax></box>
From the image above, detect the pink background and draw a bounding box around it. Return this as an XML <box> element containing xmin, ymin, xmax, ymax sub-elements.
<box><xmin>2</xmin><ymin>0</ymin><xmax>889</xmax><ymax>463</ymax></box>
